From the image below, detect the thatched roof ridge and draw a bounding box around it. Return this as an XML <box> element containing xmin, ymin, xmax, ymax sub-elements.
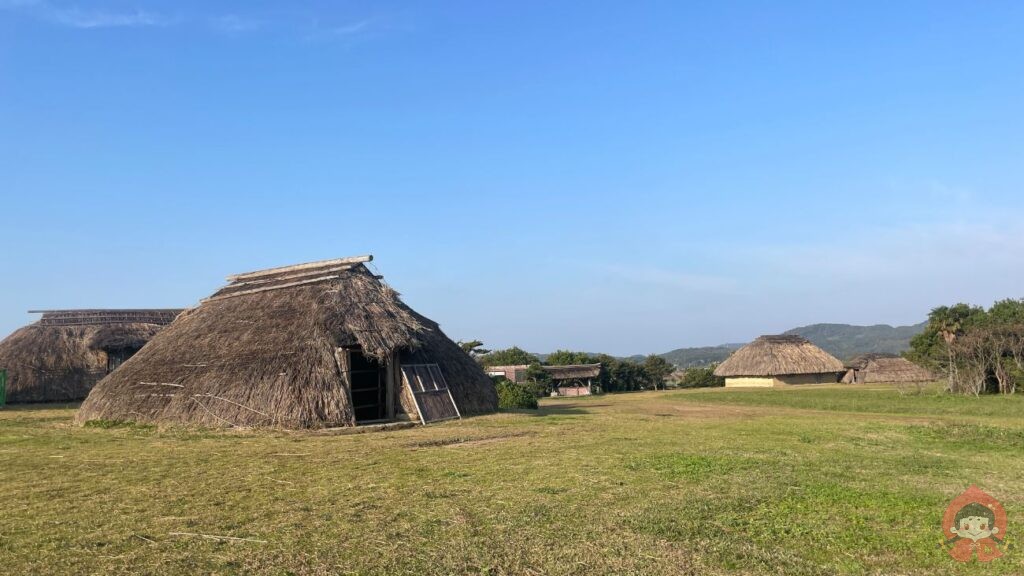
<box><xmin>484</xmin><ymin>363</ymin><xmax>602</xmax><ymax>381</ymax></box>
<box><xmin>844</xmin><ymin>353</ymin><xmax>898</xmax><ymax>370</ymax></box>
<box><xmin>76</xmin><ymin>258</ymin><xmax>497</xmax><ymax>429</ymax></box>
<box><xmin>714</xmin><ymin>335</ymin><xmax>844</xmax><ymax>377</ymax></box>
<box><xmin>543</xmin><ymin>363</ymin><xmax>602</xmax><ymax>380</ymax></box>
<box><xmin>31</xmin><ymin>309</ymin><xmax>182</xmax><ymax>326</ymax></box>
<box><xmin>861</xmin><ymin>357</ymin><xmax>934</xmax><ymax>383</ymax></box>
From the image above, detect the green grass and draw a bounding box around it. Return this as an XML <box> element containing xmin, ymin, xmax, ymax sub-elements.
<box><xmin>671</xmin><ymin>382</ymin><xmax>1024</xmax><ymax>420</ymax></box>
<box><xmin>1</xmin><ymin>386</ymin><xmax>1022</xmax><ymax>575</ymax></box>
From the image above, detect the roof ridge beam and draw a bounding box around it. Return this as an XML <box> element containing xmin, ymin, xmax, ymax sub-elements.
<box><xmin>226</xmin><ymin>255</ymin><xmax>373</xmax><ymax>282</ymax></box>
<box><xmin>224</xmin><ymin>264</ymin><xmax>357</xmax><ymax>289</ymax></box>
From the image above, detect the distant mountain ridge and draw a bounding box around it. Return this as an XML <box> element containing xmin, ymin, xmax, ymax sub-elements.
<box><xmin>655</xmin><ymin>322</ymin><xmax>927</xmax><ymax>368</ymax></box>
<box><xmin>782</xmin><ymin>322</ymin><xmax>927</xmax><ymax>361</ymax></box>
<box><xmin>653</xmin><ymin>344</ymin><xmax>744</xmax><ymax>368</ymax></box>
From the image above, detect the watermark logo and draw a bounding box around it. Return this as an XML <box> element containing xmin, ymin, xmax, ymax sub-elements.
<box><xmin>944</xmin><ymin>485</ymin><xmax>1006</xmax><ymax>562</ymax></box>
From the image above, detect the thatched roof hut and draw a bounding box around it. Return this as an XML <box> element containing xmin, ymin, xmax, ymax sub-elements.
<box><xmin>842</xmin><ymin>354</ymin><xmax>934</xmax><ymax>384</ymax></box>
<box><xmin>713</xmin><ymin>335</ymin><xmax>844</xmax><ymax>387</ymax></box>
<box><xmin>486</xmin><ymin>363</ymin><xmax>602</xmax><ymax>382</ymax></box>
<box><xmin>487</xmin><ymin>363</ymin><xmax>603</xmax><ymax>396</ymax></box>
<box><xmin>0</xmin><ymin>309</ymin><xmax>182</xmax><ymax>403</ymax></box>
<box><xmin>76</xmin><ymin>256</ymin><xmax>497</xmax><ymax>429</ymax></box>
<box><xmin>543</xmin><ymin>364</ymin><xmax>602</xmax><ymax>381</ymax></box>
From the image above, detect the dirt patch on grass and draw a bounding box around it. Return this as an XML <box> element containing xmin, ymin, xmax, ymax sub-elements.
<box><xmin>670</xmin><ymin>404</ymin><xmax>767</xmax><ymax>419</ymax></box>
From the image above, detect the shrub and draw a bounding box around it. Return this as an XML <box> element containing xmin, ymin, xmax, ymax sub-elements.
<box><xmin>676</xmin><ymin>366</ymin><xmax>725</xmax><ymax>389</ymax></box>
<box><xmin>495</xmin><ymin>379</ymin><xmax>539</xmax><ymax>410</ymax></box>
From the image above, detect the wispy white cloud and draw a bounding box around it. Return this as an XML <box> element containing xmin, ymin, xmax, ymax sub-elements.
<box><xmin>49</xmin><ymin>7</ymin><xmax>171</xmax><ymax>28</ymax></box>
<box><xmin>589</xmin><ymin>190</ymin><xmax>1024</xmax><ymax>346</ymax></box>
<box><xmin>331</xmin><ymin>19</ymin><xmax>369</xmax><ymax>36</ymax></box>
<box><xmin>304</xmin><ymin>18</ymin><xmax>373</xmax><ymax>42</ymax></box>
<box><xmin>209</xmin><ymin>14</ymin><xmax>260</xmax><ymax>35</ymax></box>
<box><xmin>1</xmin><ymin>1</ymin><xmax>173</xmax><ymax>28</ymax></box>
<box><xmin>3</xmin><ymin>3</ymin><xmax>389</xmax><ymax>41</ymax></box>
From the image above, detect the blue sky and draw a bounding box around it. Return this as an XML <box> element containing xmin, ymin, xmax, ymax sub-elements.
<box><xmin>1</xmin><ymin>1</ymin><xmax>1023</xmax><ymax>355</ymax></box>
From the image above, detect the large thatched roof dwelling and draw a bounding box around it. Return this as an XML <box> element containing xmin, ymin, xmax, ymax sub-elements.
<box><xmin>713</xmin><ymin>335</ymin><xmax>844</xmax><ymax>387</ymax></box>
<box><xmin>0</xmin><ymin>309</ymin><xmax>182</xmax><ymax>403</ymax></box>
<box><xmin>841</xmin><ymin>354</ymin><xmax>934</xmax><ymax>384</ymax></box>
<box><xmin>76</xmin><ymin>255</ymin><xmax>498</xmax><ymax>429</ymax></box>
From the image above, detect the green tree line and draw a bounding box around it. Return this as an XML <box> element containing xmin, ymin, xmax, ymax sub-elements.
<box><xmin>908</xmin><ymin>298</ymin><xmax>1024</xmax><ymax>395</ymax></box>
<box><xmin>472</xmin><ymin>345</ymin><xmax>677</xmax><ymax>393</ymax></box>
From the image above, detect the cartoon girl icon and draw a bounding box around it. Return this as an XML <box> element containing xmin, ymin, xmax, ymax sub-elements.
<box><xmin>943</xmin><ymin>485</ymin><xmax>1006</xmax><ymax>562</ymax></box>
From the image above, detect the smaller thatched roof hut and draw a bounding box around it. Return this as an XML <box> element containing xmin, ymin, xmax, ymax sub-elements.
<box><xmin>543</xmin><ymin>364</ymin><xmax>602</xmax><ymax>381</ymax></box>
<box><xmin>0</xmin><ymin>309</ymin><xmax>182</xmax><ymax>403</ymax></box>
<box><xmin>486</xmin><ymin>363</ymin><xmax>603</xmax><ymax>396</ymax></box>
<box><xmin>842</xmin><ymin>354</ymin><xmax>934</xmax><ymax>384</ymax></box>
<box><xmin>713</xmin><ymin>335</ymin><xmax>844</xmax><ymax>387</ymax></box>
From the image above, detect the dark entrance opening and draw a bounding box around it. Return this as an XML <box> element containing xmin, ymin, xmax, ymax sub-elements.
<box><xmin>105</xmin><ymin>348</ymin><xmax>140</xmax><ymax>374</ymax></box>
<box><xmin>349</xmin><ymin>349</ymin><xmax>386</xmax><ymax>423</ymax></box>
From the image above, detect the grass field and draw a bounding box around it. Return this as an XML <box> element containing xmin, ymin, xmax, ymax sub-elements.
<box><xmin>2</xmin><ymin>385</ymin><xmax>1022</xmax><ymax>575</ymax></box>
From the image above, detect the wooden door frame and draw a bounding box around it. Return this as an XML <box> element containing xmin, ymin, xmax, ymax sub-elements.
<box><xmin>338</xmin><ymin>346</ymin><xmax>395</xmax><ymax>424</ymax></box>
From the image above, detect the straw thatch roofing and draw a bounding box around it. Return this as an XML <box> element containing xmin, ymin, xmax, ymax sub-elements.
<box><xmin>844</xmin><ymin>353</ymin><xmax>898</xmax><ymax>370</ymax></box>
<box><xmin>76</xmin><ymin>256</ymin><xmax>497</xmax><ymax>429</ymax></box>
<box><xmin>713</xmin><ymin>335</ymin><xmax>844</xmax><ymax>377</ymax></box>
<box><xmin>543</xmin><ymin>363</ymin><xmax>602</xmax><ymax>380</ymax></box>
<box><xmin>486</xmin><ymin>363</ymin><xmax>602</xmax><ymax>383</ymax></box>
<box><xmin>0</xmin><ymin>309</ymin><xmax>181</xmax><ymax>403</ymax></box>
<box><xmin>859</xmin><ymin>357</ymin><xmax>934</xmax><ymax>383</ymax></box>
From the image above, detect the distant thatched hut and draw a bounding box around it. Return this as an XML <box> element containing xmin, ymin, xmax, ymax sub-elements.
<box><xmin>544</xmin><ymin>364</ymin><xmax>602</xmax><ymax>396</ymax></box>
<box><xmin>713</xmin><ymin>335</ymin><xmax>844</xmax><ymax>387</ymax></box>
<box><xmin>76</xmin><ymin>256</ymin><xmax>498</xmax><ymax>429</ymax></box>
<box><xmin>0</xmin><ymin>309</ymin><xmax>182</xmax><ymax>403</ymax></box>
<box><xmin>487</xmin><ymin>363</ymin><xmax>602</xmax><ymax>396</ymax></box>
<box><xmin>842</xmin><ymin>354</ymin><xmax>934</xmax><ymax>384</ymax></box>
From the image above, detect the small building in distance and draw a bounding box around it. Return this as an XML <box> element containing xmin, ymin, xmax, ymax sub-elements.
<box><xmin>486</xmin><ymin>363</ymin><xmax>603</xmax><ymax>396</ymax></box>
<box><xmin>0</xmin><ymin>309</ymin><xmax>182</xmax><ymax>403</ymax></box>
<box><xmin>485</xmin><ymin>364</ymin><xmax>530</xmax><ymax>383</ymax></box>
<box><xmin>713</xmin><ymin>335</ymin><xmax>844</xmax><ymax>387</ymax></box>
<box><xmin>842</xmin><ymin>354</ymin><xmax>934</xmax><ymax>384</ymax></box>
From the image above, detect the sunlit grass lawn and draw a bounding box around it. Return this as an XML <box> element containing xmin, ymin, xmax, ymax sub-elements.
<box><xmin>1</xmin><ymin>384</ymin><xmax>1022</xmax><ymax>575</ymax></box>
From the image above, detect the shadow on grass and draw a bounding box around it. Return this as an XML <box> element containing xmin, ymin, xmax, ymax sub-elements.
<box><xmin>522</xmin><ymin>403</ymin><xmax>599</xmax><ymax>417</ymax></box>
<box><xmin>0</xmin><ymin>402</ymin><xmax>81</xmax><ymax>411</ymax></box>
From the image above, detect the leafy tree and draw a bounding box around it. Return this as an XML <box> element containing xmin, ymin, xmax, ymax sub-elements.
<box><xmin>908</xmin><ymin>303</ymin><xmax>986</xmax><ymax>382</ymax></box>
<box><xmin>590</xmin><ymin>353</ymin><xmax>619</xmax><ymax>392</ymax></box>
<box><xmin>545</xmin><ymin>350</ymin><xmax>593</xmax><ymax>366</ymax></box>
<box><xmin>676</xmin><ymin>365</ymin><xmax>725</xmax><ymax>388</ymax></box>
<box><xmin>986</xmin><ymin>299</ymin><xmax>1024</xmax><ymax>325</ymax></box>
<box><xmin>642</xmin><ymin>355</ymin><xmax>674</xmax><ymax>390</ymax></box>
<box><xmin>908</xmin><ymin>299</ymin><xmax>1024</xmax><ymax>395</ymax></box>
<box><xmin>524</xmin><ymin>362</ymin><xmax>553</xmax><ymax>395</ymax></box>
<box><xmin>608</xmin><ymin>360</ymin><xmax>649</xmax><ymax>392</ymax></box>
<box><xmin>494</xmin><ymin>379</ymin><xmax>539</xmax><ymax>409</ymax></box>
<box><xmin>480</xmin><ymin>346</ymin><xmax>539</xmax><ymax>367</ymax></box>
<box><xmin>458</xmin><ymin>340</ymin><xmax>490</xmax><ymax>357</ymax></box>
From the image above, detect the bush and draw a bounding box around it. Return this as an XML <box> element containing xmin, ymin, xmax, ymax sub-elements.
<box><xmin>495</xmin><ymin>379</ymin><xmax>539</xmax><ymax>410</ymax></box>
<box><xmin>676</xmin><ymin>366</ymin><xmax>725</xmax><ymax>389</ymax></box>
